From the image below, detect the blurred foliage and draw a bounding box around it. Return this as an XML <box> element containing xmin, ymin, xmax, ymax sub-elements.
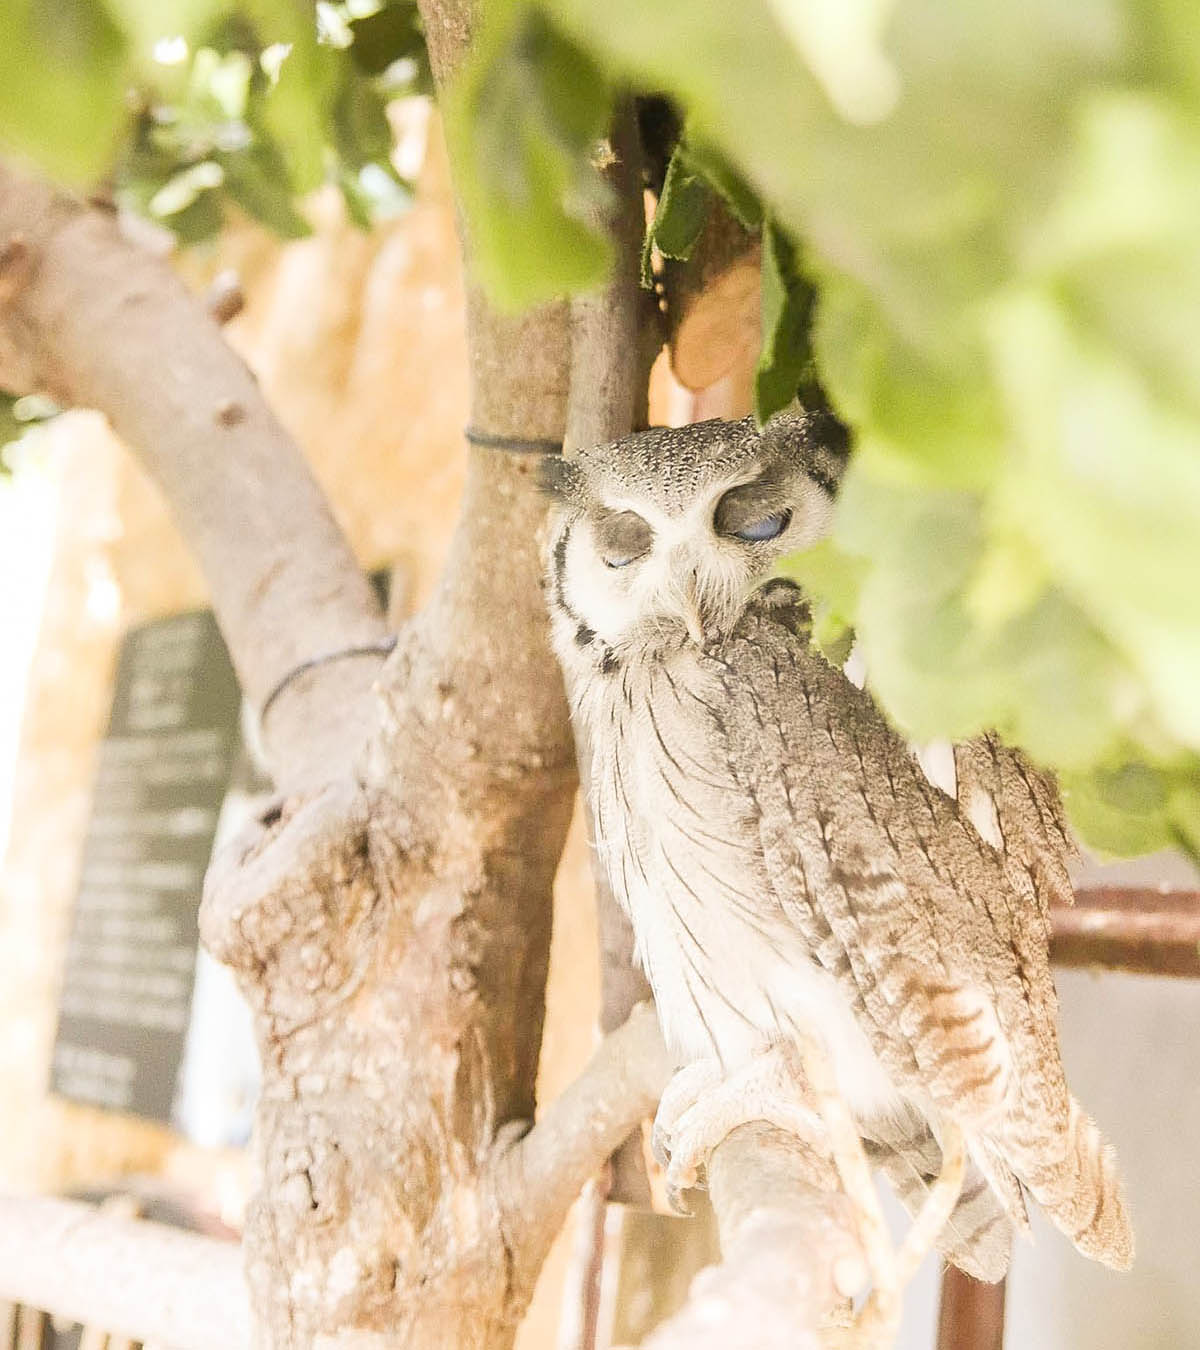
<box><xmin>2</xmin><ymin>0</ymin><xmax>1199</xmax><ymax>857</ymax></box>
<box><xmin>0</xmin><ymin>394</ymin><xmax>60</xmax><ymax>475</ymax></box>
<box><xmin>447</xmin><ymin>0</ymin><xmax>1200</xmax><ymax>859</ymax></box>
<box><xmin>0</xmin><ymin>0</ymin><xmax>428</xmax><ymax>241</ymax></box>
<box><xmin>443</xmin><ymin>5</ymin><xmax>614</xmax><ymax>308</ymax></box>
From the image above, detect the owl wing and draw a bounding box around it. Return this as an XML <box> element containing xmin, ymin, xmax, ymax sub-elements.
<box><xmin>711</xmin><ymin>597</ymin><xmax>1132</xmax><ymax>1269</ymax></box>
<box><xmin>712</xmin><ymin>602</ymin><xmax>1018</xmax><ymax>1125</ymax></box>
<box><xmin>954</xmin><ymin>734</ymin><xmax>1077</xmax><ymax>923</ymax></box>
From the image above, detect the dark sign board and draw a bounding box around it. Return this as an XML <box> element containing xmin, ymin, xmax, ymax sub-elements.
<box><xmin>50</xmin><ymin>610</ymin><xmax>241</xmax><ymax>1121</ymax></box>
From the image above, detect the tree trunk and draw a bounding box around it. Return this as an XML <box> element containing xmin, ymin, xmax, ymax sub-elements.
<box><xmin>0</xmin><ymin>94</ymin><xmax>674</xmax><ymax>1348</ymax></box>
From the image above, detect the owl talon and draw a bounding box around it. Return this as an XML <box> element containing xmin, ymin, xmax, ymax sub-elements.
<box><xmin>652</xmin><ymin>1057</ymin><xmax>724</xmax><ymax>1177</ymax></box>
<box><xmin>665</xmin><ymin>1174</ymin><xmax>697</xmax><ymax>1217</ymax></box>
<box><xmin>652</xmin><ymin>1047</ymin><xmax>828</xmax><ymax>1213</ymax></box>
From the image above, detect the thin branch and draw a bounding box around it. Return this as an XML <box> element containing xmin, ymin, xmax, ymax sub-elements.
<box><xmin>497</xmin><ymin>1003</ymin><xmax>673</xmax><ymax>1288</ymax></box>
<box><xmin>640</xmin><ymin>1125</ymin><xmax>868</xmax><ymax>1350</ymax></box>
<box><xmin>562</xmin><ymin>100</ymin><xmax>661</xmax><ymax>1206</ymax></box>
<box><xmin>563</xmin><ymin>102</ymin><xmax>646</xmax><ymax>453</ymax></box>
<box><xmin>0</xmin><ymin>1195</ymin><xmax>250</xmax><ymax>1350</ymax></box>
<box><xmin>1052</xmin><ymin>885</ymin><xmax>1200</xmax><ymax>977</ymax></box>
<box><xmin>555</xmin><ymin>1171</ymin><xmax>611</xmax><ymax>1350</ymax></box>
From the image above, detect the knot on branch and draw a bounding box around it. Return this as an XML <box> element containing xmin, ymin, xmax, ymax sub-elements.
<box><xmin>0</xmin><ymin>234</ymin><xmax>33</xmax><ymax>305</ymax></box>
<box><xmin>200</xmin><ymin>774</ymin><xmax>383</xmax><ymax>1030</ymax></box>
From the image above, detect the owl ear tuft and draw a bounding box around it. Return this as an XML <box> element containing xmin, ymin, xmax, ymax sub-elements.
<box><xmin>761</xmin><ymin>406</ymin><xmax>851</xmax><ymax>497</ymax></box>
<box><xmin>538</xmin><ymin>454</ymin><xmax>583</xmax><ymax>502</ymax></box>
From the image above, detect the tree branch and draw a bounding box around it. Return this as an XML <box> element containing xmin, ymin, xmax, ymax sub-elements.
<box><xmin>640</xmin><ymin>1126</ymin><xmax>867</xmax><ymax>1350</ymax></box>
<box><xmin>563</xmin><ymin>103</ymin><xmax>647</xmax><ymax>454</ymax></box>
<box><xmin>0</xmin><ymin>162</ymin><xmax>387</xmax><ymax>787</ymax></box>
<box><xmin>561</xmin><ymin>101</ymin><xmax>662</xmax><ymax>1208</ymax></box>
<box><xmin>497</xmin><ymin>1002</ymin><xmax>672</xmax><ymax>1290</ymax></box>
<box><xmin>0</xmin><ymin>1195</ymin><xmax>250</xmax><ymax>1350</ymax></box>
<box><xmin>196</xmin><ymin>7</ymin><xmax>581</xmax><ymax>1343</ymax></box>
<box><xmin>0</xmin><ymin>129</ymin><xmax>580</xmax><ymax>1350</ymax></box>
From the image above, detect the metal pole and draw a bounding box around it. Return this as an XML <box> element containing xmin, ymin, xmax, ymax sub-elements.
<box><xmin>936</xmin><ymin>1268</ymin><xmax>1006</xmax><ymax>1350</ymax></box>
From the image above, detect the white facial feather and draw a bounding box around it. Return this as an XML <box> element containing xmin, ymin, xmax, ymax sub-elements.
<box><xmin>557</xmin><ymin>465</ymin><xmax>834</xmax><ymax>652</ymax></box>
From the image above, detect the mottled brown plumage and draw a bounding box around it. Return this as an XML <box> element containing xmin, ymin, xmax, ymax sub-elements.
<box><xmin>546</xmin><ymin>413</ymin><xmax>1132</xmax><ymax>1279</ymax></box>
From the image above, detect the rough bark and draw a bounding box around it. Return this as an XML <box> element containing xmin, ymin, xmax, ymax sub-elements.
<box><xmin>195</xmin><ymin>284</ymin><xmax>607</xmax><ymax>1345</ymax></box>
<box><xmin>0</xmin><ymin>132</ymin><xmax>670</xmax><ymax>1350</ymax></box>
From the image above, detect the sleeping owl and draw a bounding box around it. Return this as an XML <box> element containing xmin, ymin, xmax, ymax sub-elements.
<box><xmin>543</xmin><ymin>411</ymin><xmax>1132</xmax><ymax>1288</ymax></box>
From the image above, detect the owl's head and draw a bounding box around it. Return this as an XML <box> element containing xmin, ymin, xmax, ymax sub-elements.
<box><xmin>544</xmin><ymin>411</ymin><xmax>847</xmax><ymax>659</ymax></box>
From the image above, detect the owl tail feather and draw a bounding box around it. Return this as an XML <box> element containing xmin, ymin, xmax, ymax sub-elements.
<box><xmin>869</xmin><ymin>1129</ymin><xmax>1013</xmax><ymax>1283</ymax></box>
<box><xmin>1007</xmin><ymin>1095</ymin><xmax>1134</xmax><ymax>1271</ymax></box>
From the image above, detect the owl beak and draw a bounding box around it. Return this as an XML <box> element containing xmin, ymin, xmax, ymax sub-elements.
<box><xmin>679</xmin><ymin>574</ymin><xmax>707</xmax><ymax>645</ymax></box>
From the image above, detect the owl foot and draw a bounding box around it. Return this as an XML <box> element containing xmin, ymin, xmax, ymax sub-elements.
<box><xmin>788</xmin><ymin>1035</ymin><xmax>963</xmax><ymax>1346</ymax></box>
<box><xmin>651</xmin><ymin>1046</ymin><xmax>826</xmax><ymax>1215</ymax></box>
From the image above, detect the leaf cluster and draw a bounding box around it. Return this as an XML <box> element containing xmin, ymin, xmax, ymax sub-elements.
<box><xmin>3</xmin><ymin>1</ymin><xmax>1199</xmax><ymax>858</ymax></box>
<box><xmin>0</xmin><ymin>0</ymin><xmax>428</xmax><ymax>243</ymax></box>
<box><xmin>446</xmin><ymin>0</ymin><xmax>1200</xmax><ymax>858</ymax></box>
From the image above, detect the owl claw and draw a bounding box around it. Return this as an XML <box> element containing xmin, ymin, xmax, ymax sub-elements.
<box><xmin>665</xmin><ymin>1176</ymin><xmax>696</xmax><ymax>1217</ymax></box>
<box><xmin>652</xmin><ymin>1048</ymin><xmax>827</xmax><ymax>1212</ymax></box>
<box><xmin>651</xmin><ymin>1058</ymin><xmax>725</xmax><ymax>1203</ymax></box>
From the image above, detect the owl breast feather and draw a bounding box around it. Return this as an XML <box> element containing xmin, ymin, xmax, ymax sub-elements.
<box><xmin>574</xmin><ymin>631</ymin><xmax>905</xmax><ymax>1123</ymax></box>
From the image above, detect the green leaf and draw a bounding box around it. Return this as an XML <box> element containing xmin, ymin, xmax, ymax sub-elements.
<box><xmin>162</xmin><ymin>188</ymin><xmax>227</xmax><ymax>244</ymax></box>
<box><xmin>0</xmin><ymin>396</ymin><xmax>26</xmax><ymax>461</ymax></box>
<box><xmin>0</xmin><ymin>0</ymin><xmax>129</xmax><ymax>184</ymax></box>
<box><xmin>641</xmin><ymin>142</ymin><xmax>713</xmax><ymax>285</ymax></box>
<box><xmin>755</xmin><ymin>219</ymin><xmax>816</xmax><ymax>424</ymax></box>
<box><xmin>641</xmin><ymin>130</ymin><xmax>763</xmax><ymax>294</ymax></box>
<box><xmin>191</xmin><ymin>45</ymin><xmax>253</xmax><ymax>119</ymax></box>
<box><xmin>831</xmin><ymin>465</ymin><xmax>1141</xmax><ymax>769</ymax></box>
<box><xmin>338</xmin><ymin>161</ymin><xmax>411</xmax><ymax>227</ymax></box>
<box><xmin>331</xmin><ymin>61</ymin><xmax>395</xmax><ymax>169</ymax></box>
<box><xmin>774</xmin><ymin>535</ymin><xmax>865</xmax><ymax>664</ymax></box>
<box><xmin>242</xmin><ymin>0</ymin><xmax>340</xmax><ymax>193</ymax></box>
<box><xmin>219</xmin><ymin>144</ymin><xmax>312</xmax><ymax>237</ymax></box>
<box><xmin>649</xmin><ymin>147</ymin><xmax>712</xmax><ymax>262</ymax></box>
<box><xmin>347</xmin><ymin>0</ymin><xmax>428</xmax><ymax>82</ymax></box>
<box><xmin>1168</xmin><ymin>776</ymin><xmax>1200</xmax><ymax>861</ymax></box>
<box><xmin>775</xmin><ymin>535</ymin><xmax>865</xmax><ymax>626</ymax></box>
<box><xmin>148</xmin><ymin>159</ymin><xmax>224</xmax><ymax>217</ymax></box>
<box><xmin>675</xmin><ymin>135</ymin><xmax>762</xmax><ymax>230</ymax></box>
<box><xmin>1060</xmin><ymin>761</ymin><xmax>1191</xmax><ymax>860</ymax></box>
<box><xmin>444</xmin><ymin>4</ymin><xmax>614</xmax><ymax>309</ymax></box>
<box><xmin>108</xmin><ymin>0</ymin><xmax>232</xmax><ymax>62</ymax></box>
